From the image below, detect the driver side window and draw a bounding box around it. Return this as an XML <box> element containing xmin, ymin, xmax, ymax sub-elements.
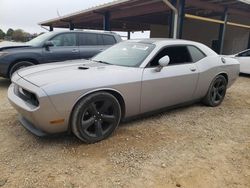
<box><xmin>50</xmin><ymin>33</ymin><xmax>77</xmax><ymax>47</ymax></box>
<box><xmin>148</xmin><ymin>46</ymin><xmax>192</xmax><ymax>67</ymax></box>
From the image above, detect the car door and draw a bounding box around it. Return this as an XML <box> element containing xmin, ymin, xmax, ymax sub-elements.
<box><xmin>43</xmin><ymin>33</ymin><xmax>80</xmax><ymax>62</ymax></box>
<box><xmin>141</xmin><ymin>45</ymin><xmax>199</xmax><ymax>113</ymax></box>
<box><xmin>236</xmin><ymin>50</ymin><xmax>250</xmax><ymax>73</ymax></box>
<box><xmin>78</xmin><ymin>33</ymin><xmax>105</xmax><ymax>59</ymax></box>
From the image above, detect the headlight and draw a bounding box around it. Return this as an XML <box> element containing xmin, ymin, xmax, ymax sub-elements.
<box><xmin>14</xmin><ymin>85</ymin><xmax>39</xmax><ymax>107</ymax></box>
<box><xmin>0</xmin><ymin>52</ymin><xmax>8</xmax><ymax>57</ymax></box>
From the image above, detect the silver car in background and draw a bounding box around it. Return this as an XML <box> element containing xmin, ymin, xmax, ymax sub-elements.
<box><xmin>8</xmin><ymin>39</ymin><xmax>239</xmax><ymax>143</ymax></box>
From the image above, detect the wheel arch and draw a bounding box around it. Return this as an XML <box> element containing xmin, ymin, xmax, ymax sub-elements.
<box><xmin>203</xmin><ymin>71</ymin><xmax>229</xmax><ymax>100</ymax></box>
<box><xmin>217</xmin><ymin>72</ymin><xmax>228</xmax><ymax>84</ymax></box>
<box><xmin>202</xmin><ymin>71</ymin><xmax>228</xmax><ymax>107</ymax></box>
<box><xmin>69</xmin><ymin>88</ymin><xmax>126</xmax><ymax>127</ymax></box>
<box><xmin>8</xmin><ymin>58</ymin><xmax>39</xmax><ymax>76</ymax></box>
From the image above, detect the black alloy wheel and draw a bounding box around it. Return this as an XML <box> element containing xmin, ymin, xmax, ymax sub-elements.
<box><xmin>211</xmin><ymin>78</ymin><xmax>226</xmax><ymax>104</ymax></box>
<box><xmin>203</xmin><ymin>75</ymin><xmax>227</xmax><ymax>107</ymax></box>
<box><xmin>71</xmin><ymin>92</ymin><xmax>121</xmax><ymax>143</ymax></box>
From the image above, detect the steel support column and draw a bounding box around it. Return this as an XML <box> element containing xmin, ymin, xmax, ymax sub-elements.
<box><xmin>49</xmin><ymin>26</ymin><xmax>53</xmax><ymax>32</ymax></box>
<box><xmin>177</xmin><ymin>0</ymin><xmax>185</xmax><ymax>39</ymax></box>
<box><xmin>248</xmin><ymin>32</ymin><xmax>250</xmax><ymax>49</ymax></box>
<box><xmin>163</xmin><ymin>0</ymin><xmax>178</xmax><ymax>39</ymax></box>
<box><xmin>218</xmin><ymin>7</ymin><xmax>228</xmax><ymax>54</ymax></box>
<box><xmin>103</xmin><ymin>12</ymin><xmax>110</xmax><ymax>31</ymax></box>
<box><xmin>168</xmin><ymin>0</ymin><xmax>177</xmax><ymax>38</ymax></box>
<box><xmin>69</xmin><ymin>22</ymin><xmax>75</xmax><ymax>30</ymax></box>
<box><xmin>127</xmin><ymin>31</ymin><xmax>131</xmax><ymax>40</ymax></box>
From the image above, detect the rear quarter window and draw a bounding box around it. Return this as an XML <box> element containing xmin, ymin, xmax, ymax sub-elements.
<box><xmin>187</xmin><ymin>46</ymin><xmax>206</xmax><ymax>62</ymax></box>
<box><xmin>103</xmin><ymin>35</ymin><xmax>116</xmax><ymax>45</ymax></box>
<box><xmin>79</xmin><ymin>33</ymin><xmax>100</xmax><ymax>46</ymax></box>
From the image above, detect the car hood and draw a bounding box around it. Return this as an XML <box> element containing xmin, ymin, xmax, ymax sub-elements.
<box><xmin>0</xmin><ymin>41</ymin><xmax>31</xmax><ymax>51</ymax></box>
<box><xmin>16</xmin><ymin>60</ymin><xmax>130</xmax><ymax>87</ymax></box>
<box><xmin>222</xmin><ymin>55</ymin><xmax>235</xmax><ymax>58</ymax></box>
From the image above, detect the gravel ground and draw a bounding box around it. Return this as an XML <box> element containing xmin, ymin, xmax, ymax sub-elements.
<box><xmin>0</xmin><ymin>76</ymin><xmax>250</xmax><ymax>188</ymax></box>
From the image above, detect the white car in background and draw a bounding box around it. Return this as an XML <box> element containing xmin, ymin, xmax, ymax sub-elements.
<box><xmin>232</xmin><ymin>49</ymin><xmax>250</xmax><ymax>74</ymax></box>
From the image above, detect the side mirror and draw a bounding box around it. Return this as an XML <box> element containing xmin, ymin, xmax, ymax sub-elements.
<box><xmin>155</xmin><ymin>55</ymin><xmax>170</xmax><ymax>72</ymax></box>
<box><xmin>44</xmin><ymin>41</ymin><xmax>54</xmax><ymax>50</ymax></box>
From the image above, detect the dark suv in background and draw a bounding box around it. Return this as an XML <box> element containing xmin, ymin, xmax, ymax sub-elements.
<box><xmin>0</xmin><ymin>31</ymin><xmax>122</xmax><ymax>78</ymax></box>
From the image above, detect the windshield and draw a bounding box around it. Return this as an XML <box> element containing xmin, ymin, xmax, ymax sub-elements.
<box><xmin>92</xmin><ymin>42</ymin><xmax>155</xmax><ymax>67</ymax></box>
<box><xmin>26</xmin><ymin>32</ymin><xmax>52</xmax><ymax>46</ymax></box>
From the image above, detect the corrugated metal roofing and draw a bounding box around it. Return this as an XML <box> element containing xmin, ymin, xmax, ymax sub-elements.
<box><xmin>39</xmin><ymin>0</ymin><xmax>250</xmax><ymax>30</ymax></box>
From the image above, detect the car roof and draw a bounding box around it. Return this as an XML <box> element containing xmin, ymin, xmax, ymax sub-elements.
<box><xmin>127</xmin><ymin>38</ymin><xmax>202</xmax><ymax>45</ymax></box>
<box><xmin>49</xmin><ymin>30</ymin><xmax>118</xmax><ymax>35</ymax></box>
<box><xmin>125</xmin><ymin>38</ymin><xmax>218</xmax><ymax>56</ymax></box>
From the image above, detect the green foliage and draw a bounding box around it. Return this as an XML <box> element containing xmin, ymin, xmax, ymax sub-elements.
<box><xmin>6</xmin><ymin>28</ymin><xmax>14</xmax><ymax>37</ymax></box>
<box><xmin>6</xmin><ymin>29</ymin><xmax>31</xmax><ymax>42</ymax></box>
<box><xmin>2</xmin><ymin>28</ymin><xmax>39</xmax><ymax>42</ymax></box>
<box><xmin>0</xmin><ymin>29</ymin><xmax>5</xmax><ymax>39</ymax></box>
<box><xmin>12</xmin><ymin>29</ymin><xmax>25</xmax><ymax>42</ymax></box>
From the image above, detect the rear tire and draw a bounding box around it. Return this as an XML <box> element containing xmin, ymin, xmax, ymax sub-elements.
<box><xmin>9</xmin><ymin>61</ymin><xmax>35</xmax><ymax>78</ymax></box>
<box><xmin>71</xmin><ymin>92</ymin><xmax>121</xmax><ymax>143</ymax></box>
<box><xmin>202</xmin><ymin>75</ymin><xmax>227</xmax><ymax>107</ymax></box>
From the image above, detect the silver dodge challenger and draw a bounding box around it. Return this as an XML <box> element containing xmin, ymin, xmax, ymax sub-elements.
<box><xmin>8</xmin><ymin>39</ymin><xmax>239</xmax><ymax>143</ymax></box>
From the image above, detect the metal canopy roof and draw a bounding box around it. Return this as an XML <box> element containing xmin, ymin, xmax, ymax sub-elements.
<box><xmin>39</xmin><ymin>0</ymin><xmax>250</xmax><ymax>31</ymax></box>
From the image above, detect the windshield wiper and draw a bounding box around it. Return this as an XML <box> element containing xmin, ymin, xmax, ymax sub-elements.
<box><xmin>92</xmin><ymin>60</ymin><xmax>112</xmax><ymax>65</ymax></box>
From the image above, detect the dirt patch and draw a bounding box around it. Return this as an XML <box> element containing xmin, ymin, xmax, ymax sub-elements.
<box><xmin>0</xmin><ymin>76</ymin><xmax>250</xmax><ymax>188</ymax></box>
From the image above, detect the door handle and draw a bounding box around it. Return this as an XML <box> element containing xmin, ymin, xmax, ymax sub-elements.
<box><xmin>72</xmin><ymin>49</ymin><xmax>79</xmax><ymax>53</ymax></box>
<box><xmin>190</xmin><ymin>67</ymin><xmax>197</xmax><ymax>72</ymax></box>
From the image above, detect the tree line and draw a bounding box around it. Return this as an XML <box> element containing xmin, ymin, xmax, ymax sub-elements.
<box><xmin>0</xmin><ymin>28</ymin><xmax>43</xmax><ymax>42</ymax></box>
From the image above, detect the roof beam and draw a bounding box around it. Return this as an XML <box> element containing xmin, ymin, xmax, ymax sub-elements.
<box><xmin>185</xmin><ymin>14</ymin><xmax>250</xmax><ymax>29</ymax></box>
<box><xmin>110</xmin><ymin>1</ymin><xmax>168</xmax><ymax>20</ymax></box>
<box><xmin>187</xmin><ymin>0</ymin><xmax>250</xmax><ymax>18</ymax></box>
<box><xmin>39</xmin><ymin>0</ymin><xmax>250</xmax><ymax>29</ymax></box>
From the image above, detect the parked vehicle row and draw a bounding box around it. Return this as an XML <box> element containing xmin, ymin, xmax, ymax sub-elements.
<box><xmin>8</xmin><ymin>39</ymin><xmax>240</xmax><ymax>143</ymax></box>
<box><xmin>0</xmin><ymin>31</ymin><xmax>122</xmax><ymax>78</ymax></box>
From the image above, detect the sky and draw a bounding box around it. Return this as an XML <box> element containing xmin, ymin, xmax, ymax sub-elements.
<box><xmin>0</xmin><ymin>0</ymin><xmax>149</xmax><ymax>38</ymax></box>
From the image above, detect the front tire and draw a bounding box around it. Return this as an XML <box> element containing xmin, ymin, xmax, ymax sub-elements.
<box><xmin>9</xmin><ymin>61</ymin><xmax>35</xmax><ymax>78</ymax></box>
<box><xmin>71</xmin><ymin>92</ymin><xmax>121</xmax><ymax>143</ymax></box>
<box><xmin>203</xmin><ymin>75</ymin><xmax>227</xmax><ymax>107</ymax></box>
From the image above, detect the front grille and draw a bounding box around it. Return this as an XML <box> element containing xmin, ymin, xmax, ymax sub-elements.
<box><xmin>14</xmin><ymin>85</ymin><xmax>39</xmax><ymax>107</ymax></box>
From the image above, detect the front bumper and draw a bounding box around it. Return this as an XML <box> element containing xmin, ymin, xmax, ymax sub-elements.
<box><xmin>18</xmin><ymin>115</ymin><xmax>48</xmax><ymax>136</ymax></box>
<box><xmin>0</xmin><ymin>61</ymin><xmax>9</xmax><ymax>78</ymax></box>
<box><xmin>8</xmin><ymin>77</ymin><xmax>68</xmax><ymax>136</ymax></box>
